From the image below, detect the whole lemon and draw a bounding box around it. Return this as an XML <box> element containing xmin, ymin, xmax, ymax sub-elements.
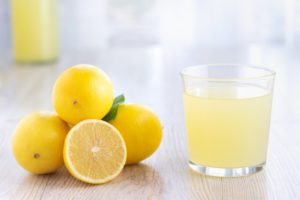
<box><xmin>12</xmin><ymin>112</ymin><xmax>69</xmax><ymax>174</ymax></box>
<box><xmin>52</xmin><ymin>64</ymin><xmax>114</xmax><ymax>125</ymax></box>
<box><xmin>110</xmin><ymin>104</ymin><xmax>163</xmax><ymax>164</ymax></box>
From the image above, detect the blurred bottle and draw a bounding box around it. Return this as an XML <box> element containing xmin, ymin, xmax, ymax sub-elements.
<box><xmin>107</xmin><ymin>0</ymin><xmax>160</xmax><ymax>46</ymax></box>
<box><xmin>11</xmin><ymin>0</ymin><xmax>58</xmax><ymax>63</ymax></box>
<box><xmin>285</xmin><ymin>0</ymin><xmax>300</xmax><ymax>48</ymax></box>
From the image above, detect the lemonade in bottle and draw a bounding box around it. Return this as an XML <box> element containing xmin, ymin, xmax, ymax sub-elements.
<box><xmin>11</xmin><ymin>0</ymin><xmax>58</xmax><ymax>63</ymax></box>
<box><xmin>181</xmin><ymin>65</ymin><xmax>275</xmax><ymax>177</ymax></box>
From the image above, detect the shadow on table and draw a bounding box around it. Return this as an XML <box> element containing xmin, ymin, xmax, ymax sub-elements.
<box><xmin>17</xmin><ymin>163</ymin><xmax>163</xmax><ymax>199</ymax></box>
<box><xmin>119</xmin><ymin>163</ymin><xmax>163</xmax><ymax>186</ymax></box>
<box><xmin>186</xmin><ymin>168</ymin><xmax>269</xmax><ymax>199</ymax></box>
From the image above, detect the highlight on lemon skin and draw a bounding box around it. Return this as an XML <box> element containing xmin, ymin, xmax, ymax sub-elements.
<box><xmin>52</xmin><ymin>64</ymin><xmax>114</xmax><ymax>125</ymax></box>
<box><xmin>109</xmin><ymin>103</ymin><xmax>163</xmax><ymax>165</ymax></box>
<box><xmin>12</xmin><ymin>111</ymin><xmax>69</xmax><ymax>174</ymax></box>
<box><xmin>63</xmin><ymin>119</ymin><xmax>127</xmax><ymax>184</ymax></box>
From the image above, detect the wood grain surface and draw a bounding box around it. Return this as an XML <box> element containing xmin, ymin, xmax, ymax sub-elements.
<box><xmin>1</xmin><ymin>46</ymin><xmax>300</xmax><ymax>200</ymax></box>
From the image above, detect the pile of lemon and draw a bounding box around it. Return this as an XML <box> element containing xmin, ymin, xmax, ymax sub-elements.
<box><xmin>12</xmin><ymin>64</ymin><xmax>163</xmax><ymax>184</ymax></box>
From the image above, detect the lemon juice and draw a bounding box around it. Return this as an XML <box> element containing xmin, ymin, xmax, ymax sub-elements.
<box><xmin>11</xmin><ymin>0</ymin><xmax>58</xmax><ymax>63</ymax></box>
<box><xmin>184</xmin><ymin>84</ymin><xmax>273</xmax><ymax>168</ymax></box>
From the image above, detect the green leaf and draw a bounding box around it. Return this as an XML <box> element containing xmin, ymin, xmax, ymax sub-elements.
<box><xmin>113</xmin><ymin>94</ymin><xmax>125</xmax><ymax>105</ymax></box>
<box><xmin>103</xmin><ymin>94</ymin><xmax>125</xmax><ymax>122</ymax></box>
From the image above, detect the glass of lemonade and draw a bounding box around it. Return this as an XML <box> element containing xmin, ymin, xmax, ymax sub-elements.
<box><xmin>181</xmin><ymin>64</ymin><xmax>275</xmax><ymax>177</ymax></box>
<box><xmin>11</xmin><ymin>0</ymin><xmax>58</xmax><ymax>63</ymax></box>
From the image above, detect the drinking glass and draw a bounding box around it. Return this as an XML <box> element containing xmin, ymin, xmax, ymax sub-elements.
<box><xmin>181</xmin><ymin>64</ymin><xmax>275</xmax><ymax>177</ymax></box>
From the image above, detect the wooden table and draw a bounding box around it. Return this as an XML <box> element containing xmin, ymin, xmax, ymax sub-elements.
<box><xmin>1</xmin><ymin>45</ymin><xmax>300</xmax><ymax>199</ymax></box>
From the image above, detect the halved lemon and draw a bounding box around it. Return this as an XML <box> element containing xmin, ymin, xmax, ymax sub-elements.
<box><xmin>63</xmin><ymin>119</ymin><xmax>126</xmax><ymax>184</ymax></box>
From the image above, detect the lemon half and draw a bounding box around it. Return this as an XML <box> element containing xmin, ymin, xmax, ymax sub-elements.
<box><xmin>63</xmin><ymin>119</ymin><xmax>126</xmax><ymax>184</ymax></box>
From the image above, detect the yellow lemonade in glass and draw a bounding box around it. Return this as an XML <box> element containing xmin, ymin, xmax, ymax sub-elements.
<box><xmin>184</xmin><ymin>84</ymin><xmax>273</xmax><ymax>168</ymax></box>
<box><xmin>11</xmin><ymin>0</ymin><xmax>58</xmax><ymax>63</ymax></box>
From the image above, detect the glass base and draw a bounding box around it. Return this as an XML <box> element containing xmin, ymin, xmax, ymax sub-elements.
<box><xmin>189</xmin><ymin>160</ymin><xmax>264</xmax><ymax>177</ymax></box>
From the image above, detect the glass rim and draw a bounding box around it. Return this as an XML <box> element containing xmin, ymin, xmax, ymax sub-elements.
<box><xmin>181</xmin><ymin>64</ymin><xmax>276</xmax><ymax>81</ymax></box>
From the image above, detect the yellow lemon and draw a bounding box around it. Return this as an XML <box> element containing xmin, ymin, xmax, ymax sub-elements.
<box><xmin>63</xmin><ymin>119</ymin><xmax>126</xmax><ymax>184</ymax></box>
<box><xmin>52</xmin><ymin>64</ymin><xmax>114</xmax><ymax>125</ymax></box>
<box><xmin>12</xmin><ymin>111</ymin><xmax>69</xmax><ymax>174</ymax></box>
<box><xmin>110</xmin><ymin>104</ymin><xmax>163</xmax><ymax>165</ymax></box>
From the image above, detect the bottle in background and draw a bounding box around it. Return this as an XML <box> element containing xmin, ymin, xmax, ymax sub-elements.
<box><xmin>11</xmin><ymin>0</ymin><xmax>58</xmax><ymax>63</ymax></box>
